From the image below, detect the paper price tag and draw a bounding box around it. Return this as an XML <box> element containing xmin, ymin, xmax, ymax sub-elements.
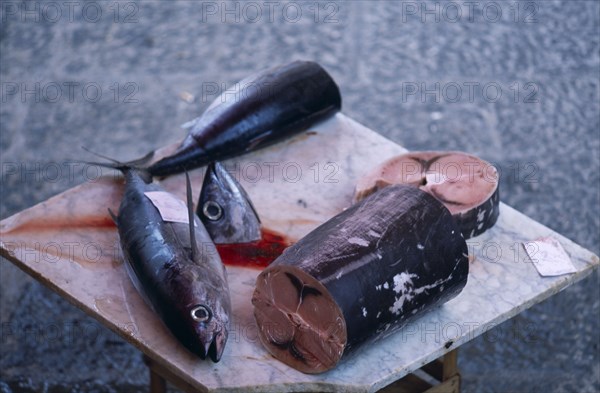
<box><xmin>523</xmin><ymin>236</ymin><xmax>576</xmax><ymax>277</ymax></box>
<box><xmin>144</xmin><ymin>191</ymin><xmax>191</xmax><ymax>224</ymax></box>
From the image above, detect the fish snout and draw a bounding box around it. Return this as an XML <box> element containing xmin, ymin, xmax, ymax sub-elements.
<box><xmin>202</xmin><ymin>327</ymin><xmax>228</xmax><ymax>362</ymax></box>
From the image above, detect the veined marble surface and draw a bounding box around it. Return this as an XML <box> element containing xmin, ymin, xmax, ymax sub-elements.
<box><xmin>0</xmin><ymin>114</ymin><xmax>597</xmax><ymax>392</ymax></box>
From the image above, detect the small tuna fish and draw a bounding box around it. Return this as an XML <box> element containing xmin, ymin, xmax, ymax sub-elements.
<box><xmin>89</xmin><ymin>152</ymin><xmax>231</xmax><ymax>362</ymax></box>
<box><xmin>197</xmin><ymin>162</ymin><xmax>261</xmax><ymax>244</ymax></box>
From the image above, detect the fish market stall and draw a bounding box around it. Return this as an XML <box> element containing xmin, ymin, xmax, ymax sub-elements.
<box><xmin>0</xmin><ymin>114</ymin><xmax>598</xmax><ymax>392</ymax></box>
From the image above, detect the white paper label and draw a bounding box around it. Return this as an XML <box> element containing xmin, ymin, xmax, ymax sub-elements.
<box><xmin>144</xmin><ymin>191</ymin><xmax>191</xmax><ymax>224</ymax></box>
<box><xmin>523</xmin><ymin>236</ymin><xmax>576</xmax><ymax>277</ymax></box>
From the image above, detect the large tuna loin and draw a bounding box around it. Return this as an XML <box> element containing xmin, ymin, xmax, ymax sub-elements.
<box><xmin>251</xmin><ymin>184</ymin><xmax>469</xmax><ymax>374</ymax></box>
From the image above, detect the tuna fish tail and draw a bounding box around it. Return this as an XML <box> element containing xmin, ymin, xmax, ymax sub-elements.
<box><xmin>82</xmin><ymin>146</ymin><xmax>154</xmax><ymax>183</ymax></box>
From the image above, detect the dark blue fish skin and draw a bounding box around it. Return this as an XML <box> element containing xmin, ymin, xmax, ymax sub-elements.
<box><xmin>197</xmin><ymin>162</ymin><xmax>261</xmax><ymax>244</ymax></box>
<box><xmin>114</xmin><ymin>169</ymin><xmax>231</xmax><ymax>362</ymax></box>
<box><xmin>147</xmin><ymin>61</ymin><xmax>341</xmax><ymax>177</ymax></box>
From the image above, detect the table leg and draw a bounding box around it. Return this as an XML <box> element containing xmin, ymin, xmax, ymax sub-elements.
<box><xmin>434</xmin><ymin>348</ymin><xmax>460</xmax><ymax>393</ymax></box>
<box><xmin>149</xmin><ymin>367</ymin><xmax>167</xmax><ymax>393</ymax></box>
<box><xmin>143</xmin><ymin>355</ymin><xmax>167</xmax><ymax>393</ymax></box>
<box><xmin>378</xmin><ymin>349</ymin><xmax>461</xmax><ymax>393</ymax></box>
<box><xmin>443</xmin><ymin>349</ymin><xmax>459</xmax><ymax>381</ymax></box>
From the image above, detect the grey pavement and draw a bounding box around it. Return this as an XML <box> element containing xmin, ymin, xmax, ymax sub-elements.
<box><xmin>1</xmin><ymin>1</ymin><xmax>599</xmax><ymax>392</ymax></box>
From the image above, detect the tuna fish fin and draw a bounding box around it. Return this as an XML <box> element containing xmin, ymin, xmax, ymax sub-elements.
<box><xmin>125</xmin><ymin>150</ymin><xmax>155</xmax><ymax>168</ymax></box>
<box><xmin>81</xmin><ymin>146</ymin><xmax>153</xmax><ymax>183</ymax></box>
<box><xmin>181</xmin><ymin>116</ymin><xmax>201</xmax><ymax>130</ymax></box>
<box><xmin>185</xmin><ymin>171</ymin><xmax>198</xmax><ymax>261</ymax></box>
<box><xmin>246</xmin><ymin>130</ymin><xmax>273</xmax><ymax>151</ymax></box>
<box><xmin>107</xmin><ymin>208</ymin><xmax>118</xmax><ymax>224</ymax></box>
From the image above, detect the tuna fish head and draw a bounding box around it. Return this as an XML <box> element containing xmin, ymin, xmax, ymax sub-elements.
<box><xmin>164</xmin><ymin>254</ymin><xmax>231</xmax><ymax>362</ymax></box>
<box><xmin>197</xmin><ymin>162</ymin><xmax>261</xmax><ymax>244</ymax></box>
<box><xmin>185</xmin><ymin>300</ymin><xmax>229</xmax><ymax>362</ymax></box>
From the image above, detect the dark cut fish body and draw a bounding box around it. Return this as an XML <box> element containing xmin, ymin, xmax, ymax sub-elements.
<box><xmin>112</xmin><ymin>168</ymin><xmax>231</xmax><ymax>362</ymax></box>
<box><xmin>252</xmin><ymin>185</ymin><xmax>469</xmax><ymax>373</ymax></box>
<box><xmin>197</xmin><ymin>162</ymin><xmax>261</xmax><ymax>244</ymax></box>
<box><xmin>147</xmin><ymin>61</ymin><xmax>342</xmax><ymax>177</ymax></box>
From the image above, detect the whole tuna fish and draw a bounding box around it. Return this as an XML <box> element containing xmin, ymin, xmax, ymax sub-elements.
<box><xmin>103</xmin><ymin>161</ymin><xmax>231</xmax><ymax>362</ymax></box>
<box><xmin>197</xmin><ymin>162</ymin><xmax>261</xmax><ymax>244</ymax></box>
<box><xmin>146</xmin><ymin>60</ymin><xmax>341</xmax><ymax>177</ymax></box>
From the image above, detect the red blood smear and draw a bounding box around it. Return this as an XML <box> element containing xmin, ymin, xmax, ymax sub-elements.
<box><xmin>216</xmin><ymin>228</ymin><xmax>291</xmax><ymax>269</ymax></box>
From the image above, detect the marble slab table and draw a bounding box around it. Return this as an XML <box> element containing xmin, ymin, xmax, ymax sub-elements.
<box><xmin>0</xmin><ymin>114</ymin><xmax>598</xmax><ymax>393</ymax></box>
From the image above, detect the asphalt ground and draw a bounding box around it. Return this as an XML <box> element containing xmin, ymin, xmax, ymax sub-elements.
<box><xmin>1</xmin><ymin>1</ymin><xmax>599</xmax><ymax>392</ymax></box>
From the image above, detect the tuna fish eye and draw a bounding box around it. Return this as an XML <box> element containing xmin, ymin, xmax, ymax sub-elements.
<box><xmin>191</xmin><ymin>305</ymin><xmax>212</xmax><ymax>322</ymax></box>
<box><xmin>203</xmin><ymin>201</ymin><xmax>223</xmax><ymax>221</ymax></box>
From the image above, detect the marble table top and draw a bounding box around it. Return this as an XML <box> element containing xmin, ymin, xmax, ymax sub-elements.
<box><xmin>0</xmin><ymin>114</ymin><xmax>598</xmax><ymax>392</ymax></box>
